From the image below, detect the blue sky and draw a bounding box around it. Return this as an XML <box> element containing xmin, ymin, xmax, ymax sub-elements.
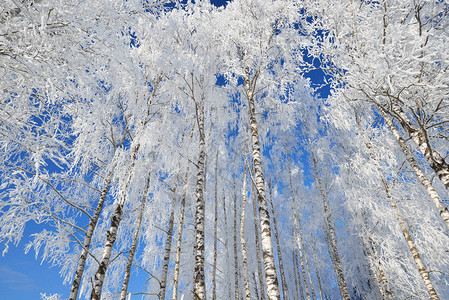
<box><xmin>0</xmin><ymin>225</ymin><xmax>68</xmax><ymax>299</ymax></box>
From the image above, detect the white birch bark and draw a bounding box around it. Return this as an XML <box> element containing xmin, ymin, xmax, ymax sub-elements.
<box><xmin>172</xmin><ymin>120</ymin><xmax>195</xmax><ymax>300</ymax></box>
<box><xmin>359</xmin><ymin>110</ymin><xmax>440</xmax><ymax>299</ymax></box>
<box><xmin>212</xmin><ymin>151</ymin><xmax>219</xmax><ymax>300</ymax></box>
<box><xmin>388</xmin><ymin>193</ymin><xmax>440</xmax><ymax>299</ymax></box>
<box><xmin>69</xmin><ymin>168</ymin><xmax>114</xmax><ymax>300</ymax></box>
<box><xmin>305</xmin><ymin>133</ymin><xmax>350</xmax><ymax>300</ymax></box>
<box><xmin>241</xmin><ymin>152</ymin><xmax>251</xmax><ymax>300</ymax></box>
<box><xmin>223</xmin><ymin>193</ymin><xmax>233</xmax><ymax>300</ymax></box>
<box><xmin>378</xmin><ymin>106</ymin><xmax>449</xmax><ymax>231</ymax></box>
<box><xmin>292</xmin><ymin>250</ymin><xmax>300</xmax><ymax>300</ymax></box>
<box><xmin>286</xmin><ymin>157</ymin><xmax>311</xmax><ymax>300</ymax></box>
<box><xmin>91</xmin><ymin>75</ymin><xmax>161</xmax><ymax>299</ymax></box>
<box><xmin>159</xmin><ymin>191</ymin><xmax>176</xmax><ymax>300</ymax></box>
<box><xmin>252</xmin><ymin>185</ymin><xmax>266</xmax><ymax>300</ymax></box>
<box><xmin>91</xmin><ymin>143</ymin><xmax>141</xmax><ymax>300</ymax></box>
<box><xmin>355</xmin><ymin>117</ymin><xmax>394</xmax><ymax>300</ymax></box>
<box><xmin>233</xmin><ymin>188</ymin><xmax>240</xmax><ymax>300</ymax></box>
<box><xmin>395</xmin><ymin>105</ymin><xmax>449</xmax><ymax>189</ymax></box>
<box><xmin>246</xmin><ymin>84</ymin><xmax>280</xmax><ymax>300</ymax></box>
<box><xmin>119</xmin><ymin>174</ymin><xmax>150</xmax><ymax>300</ymax></box>
<box><xmin>293</xmin><ymin>250</ymin><xmax>305</xmax><ymax>300</ymax></box>
<box><xmin>193</xmin><ymin>101</ymin><xmax>206</xmax><ymax>300</ymax></box>
<box><xmin>312</xmin><ymin>254</ymin><xmax>324</xmax><ymax>300</ymax></box>
<box><xmin>267</xmin><ymin>182</ymin><xmax>288</xmax><ymax>300</ymax></box>
<box><xmin>253</xmin><ymin>271</ymin><xmax>260</xmax><ymax>300</ymax></box>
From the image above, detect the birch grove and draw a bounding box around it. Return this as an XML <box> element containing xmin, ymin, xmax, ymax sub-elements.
<box><xmin>1</xmin><ymin>0</ymin><xmax>449</xmax><ymax>299</ymax></box>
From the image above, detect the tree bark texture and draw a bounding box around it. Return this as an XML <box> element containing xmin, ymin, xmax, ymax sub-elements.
<box><xmin>252</xmin><ymin>186</ymin><xmax>266</xmax><ymax>300</ymax></box>
<box><xmin>391</xmin><ymin>102</ymin><xmax>449</xmax><ymax>190</ymax></box>
<box><xmin>233</xmin><ymin>189</ymin><xmax>240</xmax><ymax>300</ymax></box>
<box><xmin>119</xmin><ymin>174</ymin><xmax>150</xmax><ymax>300</ymax></box>
<box><xmin>246</xmin><ymin>87</ymin><xmax>280</xmax><ymax>300</ymax></box>
<box><xmin>193</xmin><ymin>102</ymin><xmax>206</xmax><ymax>300</ymax></box>
<box><xmin>212</xmin><ymin>151</ymin><xmax>219</xmax><ymax>300</ymax></box>
<box><xmin>359</xmin><ymin>113</ymin><xmax>440</xmax><ymax>299</ymax></box>
<box><xmin>379</xmin><ymin>106</ymin><xmax>449</xmax><ymax>231</ymax></box>
<box><xmin>268</xmin><ymin>183</ymin><xmax>288</xmax><ymax>300</ymax></box>
<box><xmin>69</xmin><ymin>169</ymin><xmax>114</xmax><ymax>300</ymax></box>
<box><xmin>307</xmin><ymin>137</ymin><xmax>350</xmax><ymax>300</ymax></box>
<box><xmin>91</xmin><ymin>143</ymin><xmax>141</xmax><ymax>300</ymax></box>
<box><xmin>159</xmin><ymin>192</ymin><xmax>176</xmax><ymax>300</ymax></box>
<box><xmin>287</xmin><ymin>157</ymin><xmax>312</xmax><ymax>300</ymax></box>
<box><xmin>172</xmin><ymin>120</ymin><xmax>195</xmax><ymax>300</ymax></box>
<box><xmin>241</xmin><ymin>155</ymin><xmax>251</xmax><ymax>300</ymax></box>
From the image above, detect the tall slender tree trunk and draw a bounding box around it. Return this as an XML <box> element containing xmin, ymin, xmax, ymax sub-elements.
<box><xmin>389</xmin><ymin>194</ymin><xmax>440</xmax><ymax>299</ymax></box>
<box><xmin>241</xmin><ymin>153</ymin><xmax>251</xmax><ymax>300</ymax></box>
<box><xmin>91</xmin><ymin>143</ymin><xmax>141</xmax><ymax>300</ymax></box>
<box><xmin>357</xmin><ymin>113</ymin><xmax>440</xmax><ymax>300</ymax></box>
<box><xmin>252</xmin><ymin>185</ymin><xmax>266</xmax><ymax>300</ymax></box>
<box><xmin>246</xmin><ymin>83</ymin><xmax>280</xmax><ymax>300</ymax></box>
<box><xmin>305</xmin><ymin>130</ymin><xmax>350</xmax><ymax>300</ymax></box>
<box><xmin>301</xmin><ymin>230</ymin><xmax>315</xmax><ymax>300</ymax></box>
<box><xmin>159</xmin><ymin>191</ymin><xmax>177</xmax><ymax>299</ymax></box>
<box><xmin>286</xmin><ymin>157</ymin><xmax>311</xmax><ymax>300</ymax></box>
<box><xmin>292</xmin><ymin>250</ymin><xmax>300</xmax><ymax>300</ymax></box>
<box><xmin>69</xmin><ymin>168</ymin><xmax>114</xmax><ymax>300</ymax></box>
<box><xmin>119</xmin><ymin>174</ymin><xmax>150</xmax><ymax>300</ymax></box>
<box><xmin>294</xmin><ymin>250</ymin><xmax>305</xmax><ymax>300</ymax></box>
<box><xmin>223</xmin><ymin>193</ymin><xmax>233</xmax><ymax>300</ymax></box>
<box><xmin>356</xmin><ymin>216</ymin><xmax>391</xmax><ymax>300</ymax></box>
<box><xmin>267</xmin><ymin>182</ymin><xmax>288</xmax><ymax>300</ymax></box>
<box><xmin>193</xmin><ymin>102</ymin><xmax>206</xmax><ymax>300</ymax></box>
<box><xmin>90</xmin><ymin>75</ymin><xmax>161</xmax><ymax>300</ymax></box>
<box><xmin>212</xmin><ymin>151</ymin><xmax>219</xmax><ymax>300</ymax></box>
<box><xmin>311</xmin><ymin>249</ymin><xmax>324</xmax><ymax>300</ymax></box>
<box><xmin>172</xmin><ymin>121</ymin><xmax>195</xmax><ymax>300</ymax></box>
<box><xmin>370</xmin><ymin>238</ymin><xmax>392</xmax><ymax>299</ymax></box>
<box><xmin>234</xmin><ymin>187</ymin><xmax>240</xmax><ymax>300</ymax></box>
<box><xmin>253</xmin><ymin>271</ymin><xmax>260</xmax><ymax>300</ymax></box>
<box><xmin>390</xmin><ymin>102</ymin><xmax>449</xmax><ymax>190</ymax></box>
<box><xmin>378</xmin><ymin>105</ymin><xmax>449</xmax><ymax>230</ymax></box>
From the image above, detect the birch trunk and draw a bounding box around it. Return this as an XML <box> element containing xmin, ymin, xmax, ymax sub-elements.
<box><xmin>267</xmin><ymin>183</ymin><xmax>288</xmax><ymax>300</ymax></box>
<box><xmin>378</xmin><ymin>106</ymin><xmax>449</xmax><ymax>230</ymax></box>
<box><xmin>212</xmin><ymin>152</ymin><xmax>219</xmax><ymax>300</ymax></box>
<box><xmin>233</xmin><ymin>189</ymin><xmax>240</xmax><ymax>300</ymax></box>
<box><xmin>172</xmin><ymin>121</ymin><xmax>195</xmax><ymax>300</ymax></box>
<box><xmin>294</xmin><ymin>250</ymin><xmax>305</xmax><ymax>300</ymax></box>
<box><xmin>119</xmin><ymin>174</ymin><xmax>150</xmax><ymax>300</ymax></box>
<box><xmin>91</xmin><ymin>143</ymin><xmax>141</xmax><ymax>300</ymax></box>
<box><xmin>389</xmin><ymin>194</ymin><xmax>440</xmax><ymax>299</ymax></box>
<box><xmin>369</xmin><ymin>237</ymin><xmax>392</xmax><ymax>300</ymax></box>
<box><xmin>390</xmin><ymin>102</ymin><xmax>449</xmax><ymax>190</ymax></box>
<box><xmin>306</xmin><ymin>133</ymin><xmax>350</xmax><ymax>300</ymax></box>
<box><xmin>69</xmin><ymin>169</ymin><xmax>114</xmax><ymax>300</ymax></box>
<box><xmin>223</xmin><ymin>193</ymin><xmax>233</xmax><ymax>300</ymax></box>
<box><xmin>302</xmin><ymin>234</ymin><xmax>315</xmax><ymax>300</ymax></box>
<box><xmin>252</xmin><ymin>185</ymin><xmax>266</xmax><ymax>300</ymax></box>
<box><xmin>159</xmin><ymin>192</ymin><xmax>176</xmax><ymax>299</ymax></box>
<box><xmin>246</xmin><ymin>85</ymin><xmax>280</xmax><ymax>300</ymax></box>
<box><xmin>292</xmin><ymin>250</ymin><xmax>300</xmax><ymax>300</ymax></box>
<box><xmin>314</xmin><ymin>261</ymin><xmax>324</xmax><ymax>300</ymax></box>
<box><xmin>359</xmin><ymin>111</ymin><xmax>440</xmax><ymax>299</ymax></box>
<box><xmin>193</xmin><ymin>102</ymin><xmax>206</xmax><ymax>300</ymax></box>
<box><xmin>253</xmin><ymin>271</ymin><xmax>260</xmax><ymax>300</ymax></box>
<box><xmin>286</xmin><ymin>157</ymin><xmax>311</xmax><ymax>300</ymax></box>
<box><xmin>241</xmin><ymin>147</ymin><xmax>251</xmax><ymax>300</ymax></box>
